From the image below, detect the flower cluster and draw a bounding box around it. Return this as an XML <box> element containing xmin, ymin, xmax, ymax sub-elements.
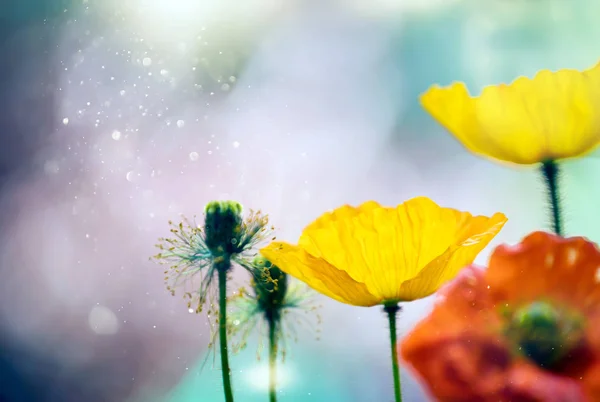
<box><xmin>395</xmin><ymin>61</ymin><xmax>600</xmax><ymax>401</ymax></box>
<box><xmin>152</xmin><ymin>60</ymin><xmax>600</xmax><ymax>402</ymax></box>
<box><xmin>153</xmin><ymin>201</ymin><xmax>316</xmax><ymax>402</ymax></box>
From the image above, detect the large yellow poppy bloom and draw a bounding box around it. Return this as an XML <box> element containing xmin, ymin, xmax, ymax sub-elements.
<box><xmin>421</xmin><ymin>62</ymin><xmax>600</xmax><ymax>165</ymax></box>
<box><xmin>260</xmin><ymin>197</ymin><xmax>507</xmax><ymax>306</ymax></box>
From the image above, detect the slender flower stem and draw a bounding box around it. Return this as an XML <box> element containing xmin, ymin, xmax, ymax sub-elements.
<box><xmin>268</xmin><ymin>316</ymin><xmax>278</xmax><ymax>402</ymax></box>
<box><xmin>384</xmin><ymin>303</ymin><xmax>402</xmax><ymax>402</ymax></box>
<box><xmin>541</xmin><ymin>160</ymin><xmax>563</xmax><ymax>236</ymax></box>
<box><xmin>218</xmin><ymin>263</ymin><xmax>235</xmax><ymax>402</ymax></box>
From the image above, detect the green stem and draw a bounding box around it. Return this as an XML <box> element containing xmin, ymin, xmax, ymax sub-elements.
<box><xmin>268</xmin><ymin>316</ymin><xmax>278</xmax><ymax>402</ymax></box>
<box><xmin>384</xmin><ymin>303</ymin><xmax>402</xmax><ymax>402</ymax></box>
<box><xmin>218</xmin><ymin>264</ymin><xmax>235</xmax><ymax>402</ymax></box>
<box><xmin>541</xmin><ymin>160</ymin><xmax>563</xmax><ymax>236</ymax></box>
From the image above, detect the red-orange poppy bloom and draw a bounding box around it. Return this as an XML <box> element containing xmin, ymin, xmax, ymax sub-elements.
<box><xmin>400</xmin><ymin>231</ymin><xmax>600</xmax><ymax>402</ymax></box>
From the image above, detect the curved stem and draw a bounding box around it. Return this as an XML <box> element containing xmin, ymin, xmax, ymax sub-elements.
<box><xmin>218</xmin><ymin>265</ymin><xmax>235</xmax><ymax>402</ymax></box>
<box><xmin>268</xmin><ymin>317</ymin><xmax>278</xmax><ymax>402</ymax></box>
<box><xmin>541</xmin><ymin>160</ymin><xmax>563</xmax><ymax>236</ymax></box>
<box><xmin>384</xmin><ymin>303</ymin><xmax>402</xmax><ymax>402</ymax></box>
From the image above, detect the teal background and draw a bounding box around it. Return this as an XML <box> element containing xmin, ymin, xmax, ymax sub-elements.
<box><xmin>2</xmin><ymin>0</ymin><xmax>600</xmax><ymax>401</ymax></box>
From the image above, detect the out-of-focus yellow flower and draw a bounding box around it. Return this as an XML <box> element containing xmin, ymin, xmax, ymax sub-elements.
<box><xmin>260</xmin><ymin>197</ymin><xmax>507</xmax><ymax>306</ymax></box>
<box><xmin>421</xmin><ymin>62</ymin><xmax>600</xmax><ymax>165</ymax></box>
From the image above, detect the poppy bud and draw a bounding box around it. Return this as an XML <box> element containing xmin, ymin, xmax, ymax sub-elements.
<box><xmin>204</xmin><ymin>200</ymin><xmax>244</xmax><ymax>256</ymax></box>
<box><xmin>252</xmin><ymin>256</ymin><xmax>288</xmax><ymax>322</ymax></box>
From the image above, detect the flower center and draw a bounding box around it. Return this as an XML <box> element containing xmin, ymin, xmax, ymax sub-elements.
<box><xmin>506</xmin><ymin>301</ymin><xmax>584</xmax><ymax>369</ymax></box>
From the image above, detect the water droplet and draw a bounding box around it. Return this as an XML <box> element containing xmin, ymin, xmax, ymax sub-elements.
<box><xmin>44</xmin><ymin>160</ymin><xmax>60</xmax><ymax>174</ymax></box>
<box><xmin>177</xmin><ymin>120</ymin><xmax>185</xmax><ymax>128</ymax></box>
<box><xmin>88</xmin><ymin>306</ymin><xmax>119</xmax><ymax>335</ymax></box>
<box><xmin>120</xmin><ymin>90</ymin><xmax>126</xmax><ymax>96</ymax></box>
<box><xmin>232</xmin><ymin>141</ymin><xmax>240</xmax><ymax>148</ymax></box>
<box><xmin>142</xmin><ymin>57</ymin><xmax>152</xmax><ymax>66</ymax></box>
<box><xmin>207</xmin><ymin>150</ymin><xmax>213</xmax><ymax>155</ymax></box>
<box><xmin>62</xmin><ymin>117</ymin><xmax>69</xmax><ymax>125</ymax></box>
<box><xmin>112</xmin><ymin>130</ymin><xmax>121</xmax><ymax>140</ymax></box>
<box><xmin>189</xmin><ymin>152</ymin><xmax>199</xmax><ymax>161</ymax></box>
<box><xmin>126</xmin><ymin>171</ymin><xmax>135</xmax><ymax>181</ymax></box>
<box><xmin>221</xmin><ymin>83</ymin><xmax>230</xmax><ymax>91</ymax></box>
<box><xmin>160</xmin><ymin>69</ymin><xmax>169</xmax><ymax>76</ymax></box>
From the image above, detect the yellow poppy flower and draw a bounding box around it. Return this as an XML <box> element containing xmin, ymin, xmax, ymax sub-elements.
<box><xmin>421</xmin><ymin>61</ymin><xmax>600</xmax><ymax>165</ymax></box>
<box><xmin>259</xmin><ymin>197</ymin><xmax>507</xmax><ymax>306</ymax></box>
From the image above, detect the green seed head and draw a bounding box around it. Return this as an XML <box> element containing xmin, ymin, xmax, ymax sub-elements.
<box><xmin>204</xmin><ymin>200</ymin><xmax>244</xmax><ymax>256</ymax></box>
<box><xmin>508</xmin><ymin>301</ymin><xmax>584</xmax><ymax>369</ymax></box>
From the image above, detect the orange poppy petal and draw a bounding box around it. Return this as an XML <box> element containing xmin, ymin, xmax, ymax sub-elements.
<box><xmin>582</xmin><ymin>362</ymin><xmax>600</xmax><ymax>401</ymax></box>
<box><xmin>259</xmin><ymin>242</ymin><xmax>380</xmax><ymax>307</ymax></box>
<box><xmin>401</xmin><ymin>333</ymin><xmax>511</xmax><ymax>402</ymax></box>
<box><xmin>486</xmin><ymin>231</ymin><xmax>600</xmax><ymax>311</ymax></box>
<box><xmin>400</xmin><ymin>267</ymin><xmax>509</xmax><ymax>401</ymax></box>
<box><xmin>401</xmin><ymin>266</ymin><xmax>502</xmax><ymax>340</ymax></box>
<box><xmin>505</xmin><ymin>362</ymin><xmax>588</xmax><ymax>402</ymax></box>
<box><xmin>585</xmin><ymin>308</ymin><xmax>600</xmax><ymax>355</ymax></box>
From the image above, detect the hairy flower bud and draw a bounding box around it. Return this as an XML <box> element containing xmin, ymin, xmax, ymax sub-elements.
<box><xmin>252</xmin><ymin>256</ymin><xmax>288</xmax><ymax>322</ymax></box>
<box><xmin>204</xmin><ymin>200</ymin><xmax>244</xmax><ymax>256</ymax></box>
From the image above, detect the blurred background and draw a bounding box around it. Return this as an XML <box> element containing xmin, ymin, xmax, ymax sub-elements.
<box><xmin>2</xmin><ymin>0</ymin><xmax>600</xmax><ymax>401</ymax></box>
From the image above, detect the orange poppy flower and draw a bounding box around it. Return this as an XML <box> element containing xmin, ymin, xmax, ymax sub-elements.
<box><xmin>400</xmin><ymin>231</ymin><xmax>600</xmax><ymax>402</ymax></box>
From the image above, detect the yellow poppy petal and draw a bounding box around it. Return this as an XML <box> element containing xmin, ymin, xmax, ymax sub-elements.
<box><xmin>295</xmin><ymin>197</ymin><xmax>505</xmax><ymax>302</ymax></box>
<box><xmin>300</xmin><ymin>201</ymin><xmax>382</xmax><ymax>233</ymax></box>
<box><xmin>259</xmin><ymin>242</ymin><xmax>380</xmax><ymax>307</ymax></box>
<box><xmin>420</xmin><ymin>82</ymin><xmax>487</xmax><ymax>156</ymax></box>
<box><xmin>296</xmin><ymin>201</ymin><xmax>384</xmax><ymax>294</ymax></box>
<box><xmin>398</xmin><ymin>212</ymin><xmax>507</xmax><ymax>300</ymax></box>
<box><xmin>421</xmin><ymin>61</ymin><xmax>600</xmax><ymax>165</ymax></box>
